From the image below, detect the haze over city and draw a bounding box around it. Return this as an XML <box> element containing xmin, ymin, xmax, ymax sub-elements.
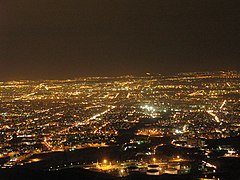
<box><xmin>1</xmin><ymin>0</ymin><xmax>240</xmax><ymax>80</ymax></box>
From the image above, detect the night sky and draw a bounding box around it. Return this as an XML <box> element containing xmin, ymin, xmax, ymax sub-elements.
<box><xmin>1</xmin><ymin>0</ymin><xmax>240</xmax><ymax>80</ymax></box>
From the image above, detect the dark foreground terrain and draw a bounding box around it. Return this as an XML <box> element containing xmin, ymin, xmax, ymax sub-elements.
<box><xmin>1</xmin><ymin>167</ymin><xmax>240</xmax><ymax>180</ymax></box>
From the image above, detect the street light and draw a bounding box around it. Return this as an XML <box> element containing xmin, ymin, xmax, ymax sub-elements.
<box><xmin>103</xmin><ymin>159</ymin><xmax>107</xmax><ymax>164</ymax></box>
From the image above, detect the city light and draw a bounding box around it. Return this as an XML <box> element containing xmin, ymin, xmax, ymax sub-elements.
<box><xmin>0</xmin><ymin>71</ymin><xmax>239</xmax><ymax>179</ymax></box>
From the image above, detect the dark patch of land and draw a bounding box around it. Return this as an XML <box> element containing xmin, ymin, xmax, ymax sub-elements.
<box><xmin>0</xmin><ymin>167</ymin><xmax>193</xmax><ymax>180</ymax></box>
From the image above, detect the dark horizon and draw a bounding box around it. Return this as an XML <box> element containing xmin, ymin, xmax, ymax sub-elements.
<box><xmin>1</xmin><ymin>0</ymin><xmax>240</xmax><ymax>80</ymax></box>
<box><xmin>1</xmin><ymin>69</ymin><xmax>239</xmax><ymax>82</ymax></box>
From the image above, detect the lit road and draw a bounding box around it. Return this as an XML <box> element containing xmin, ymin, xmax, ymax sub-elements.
<box><xmin>206</xmin><ymin>110</ymin><xmax>220</xmax><ymax>123</ymax></box>
<box><xmin>44</xmin><ymin>105</ymin><xmax>116</xmax><ymax>151</ymax></box>
<box><xmin>3</xmin><ymin>106</ymin><xmax>117</xmax><ymax>168</ymax></box>
<box><xmin>220</xmin><ymin>100</ymin><xmax>226</xmax><ymax>109</ymax></box>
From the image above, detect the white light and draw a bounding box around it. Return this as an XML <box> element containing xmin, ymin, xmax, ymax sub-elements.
<box><xmin>175</xmin><ymin>129</ymin><xmax>182</xmax><ymax>134</ymax></box>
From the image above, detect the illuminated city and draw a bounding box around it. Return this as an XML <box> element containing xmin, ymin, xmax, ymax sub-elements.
<box><xmin>1</xmin><ymin>0</ymin><xmax>240</xmax><ymax>179</ymax></box>
<box><xmin>0</xmin><ymin>71</ymin><xmax>240</xmax><ymax>179</ymax></box>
